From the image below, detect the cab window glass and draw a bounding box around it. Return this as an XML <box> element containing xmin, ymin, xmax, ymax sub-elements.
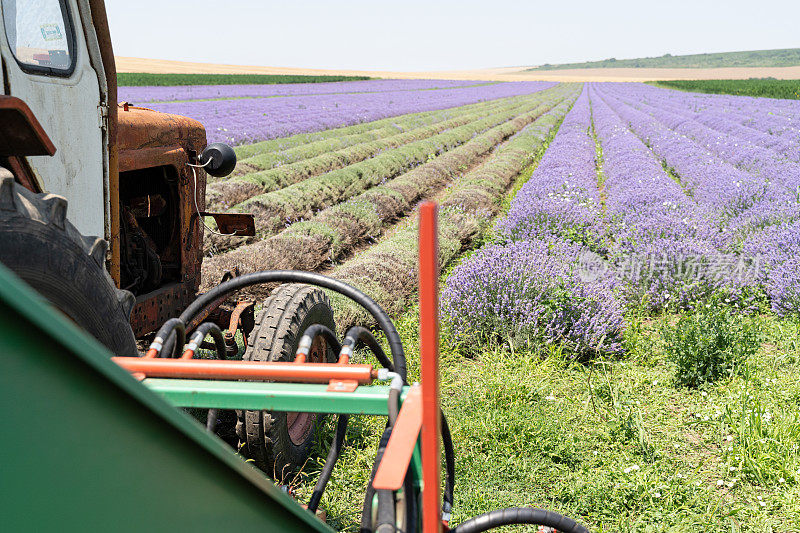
<box><xmin>2</xmin><ymin>0</ymin><xmax>75</xmax><ymax>75</ymax></box>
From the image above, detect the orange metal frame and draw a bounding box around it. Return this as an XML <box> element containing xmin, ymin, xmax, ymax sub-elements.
<box><xmin>419</xmin><ymin>202</ymin><xmax>442</xmax><ymax>533</ymax></box>
<box><xmin>111</xmin><ymin>357</ymin><xmax>376</xmax><ymax>384</ymax></box>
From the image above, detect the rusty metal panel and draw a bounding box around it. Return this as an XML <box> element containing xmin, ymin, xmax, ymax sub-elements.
<box><xmin>200</xmin><ymin>211</ymin><xmax>256</xmax><ymax>237</ymax></box>
<box><xmin>118</xmin><ymin>105</ymin><xmax>209</xmax><ymax>335</ymax></box>
<box><xmin>0</xmin><ymin>96</ymin><xmax>57</xmax><ymax>156</ymax></box>
<box><xmin>130</xmin><ymin>281</ymin><xmax>194</xmax><ymax>337</ymax></box>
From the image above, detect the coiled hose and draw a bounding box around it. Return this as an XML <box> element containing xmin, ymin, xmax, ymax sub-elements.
<box><xmin>172</xmin><ymin>270</ymin><xmax>407</xmax><ymax>380</ymax></box>
<box><xmin>162</xmin><ymin>270</ymin><xmax>457</xmax><ymax>528</ymax></box>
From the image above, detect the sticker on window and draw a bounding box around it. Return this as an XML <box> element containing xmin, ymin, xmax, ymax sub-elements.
<box><xmin>40</xmin><ymin>23</ymin><xmax>63</xmax><ymax>41</ymax></box>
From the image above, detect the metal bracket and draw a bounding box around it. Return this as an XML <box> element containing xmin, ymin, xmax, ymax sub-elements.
<box><xmin>326</xmin><ymin>380</ymin><xmax>359</xmax><ymax>393</ymax></box>
<box><xmin>199</xmin><ymin>211</ymin><xmax>256</xmax><ymax>237</ymax></box>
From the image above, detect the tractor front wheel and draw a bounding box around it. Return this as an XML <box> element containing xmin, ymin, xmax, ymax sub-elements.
<box><xmin>237</xmin><ymin>283</ymin><xmax>336</xmax><ymax>478</ymax></box>
<box><xmin>0</xmin><ymin>174</ymin><xmax>138</xmax><ymax>356</ymax></box>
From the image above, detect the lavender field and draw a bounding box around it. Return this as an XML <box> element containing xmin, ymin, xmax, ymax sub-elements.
<box><xmin>445</xmin><ymin>83</ymin><xmax>800</xmax><ymax>354</ymax></box>
<box><xmin>178</xmin><ymin>77</ymin><xmax>800</xmax><ymax>529</ymax></box>
<box><xmin>129</xmin><ymin>79</ymin><xmax>555</xmax><ymax>145</ymax></box>
<box><xmin>182</xmin><ymin>77</ymin><xmax>799</xmax><ymax>340</ymax></box>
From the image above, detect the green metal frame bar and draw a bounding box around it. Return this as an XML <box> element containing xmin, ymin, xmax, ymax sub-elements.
<box><xmin>146</xmin><ymin>378</ymin><xmax>426</xmax><ymax>503</ymax></box>
<box><xmin>144</xmin><ymin>379</ymin><xmax>409</xmax><ymax>414</ymax></box>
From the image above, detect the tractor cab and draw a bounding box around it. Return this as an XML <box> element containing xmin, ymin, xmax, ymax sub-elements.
<box><xmin>0</xmin><ymin>0</ymin><xmax>249</xmax><ymax>348</ymax></box>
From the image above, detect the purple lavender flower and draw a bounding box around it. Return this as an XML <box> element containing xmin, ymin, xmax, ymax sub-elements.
<box><xmin>442</xmin><ymin>239</ymin><xmax>625</xmax><ymax>357</ymax></box>
<box><xmin>497</xmin><ymin>87</ymin><xmax>605</xmax><ymax>250</ymax></box>
<box><xmin>119</xmin><ymin>79</ymin><xmax>493</xmax><ymax>103</ymax></box>
<box><xmin>140</xmin><ymin>81</ymin><xmax>556</xmax><ymax>145</ymax></box>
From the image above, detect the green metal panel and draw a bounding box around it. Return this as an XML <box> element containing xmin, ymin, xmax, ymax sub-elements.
<box><xmin>0</xmin><ymin>263</ymin><xmax>331</xmax><ymax>532</ymax></box>
<box><xmin>145</xmin><ymin>379</ymin><xmax>409</xmax><ymax>414</ymax></box>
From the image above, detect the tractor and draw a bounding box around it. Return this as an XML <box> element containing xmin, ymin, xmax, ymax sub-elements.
<box><xmin>0</xmin><ymin>1</ymin><xmax>592</xmax><ymax>531</ymax></box>
<box><xmin>0</xmin><ymin>0</ymin><xmax>333</xmax><ymax>476</ymax></box>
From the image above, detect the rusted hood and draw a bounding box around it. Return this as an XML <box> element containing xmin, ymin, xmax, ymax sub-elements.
<box><xmin>117</xmin><ymin>104</ymin><xmax>206</xmax><ymax>172</ymax></box>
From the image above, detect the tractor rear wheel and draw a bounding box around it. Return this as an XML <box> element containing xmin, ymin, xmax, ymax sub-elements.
<box><xmin>0</xmin><ymin>174</ymin><xmax>138</xmax><ymax>356</ymax></box>
<box><xmin>237</xmin><ymin>283</ymin><xmax>336</xmax><ymax>478</ymax></box>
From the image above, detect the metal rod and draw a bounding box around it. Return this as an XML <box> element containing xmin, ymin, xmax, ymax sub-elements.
<box><xmin>112</xmin><ymin>358</ymin><xmax>375</xmax><ymax>384</ymax></box>
<box><xmin>419</xmin><ymin>202</ymin><xmax>441</xmax><ymax>533</ymax></box>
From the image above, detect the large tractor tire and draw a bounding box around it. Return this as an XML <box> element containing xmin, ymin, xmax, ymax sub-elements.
<box><xmin>237</xmin><ymin>283</ymin><xmax>336</xmax><ymax>478</ymax></box>
<box><xmin>0</xmin><ymin>174</ymin><xmax>138</xmax><ymax>356</ymax></box>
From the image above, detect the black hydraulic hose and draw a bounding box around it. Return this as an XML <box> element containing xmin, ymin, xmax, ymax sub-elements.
<box><xmin>149</xmin><ymin>318</ymin><xmax>185</xmax><ymax>358</ymax></box>
<box><xmin>360</xmin><ymin>427</ymin><xmax>392</xmax><ymax>533</ymax></box>
<box><xmin>340</xmin><ymin>324</ymin><xmax>453</xmax><ymax>526</ymax></box>
<box><xmin>205</xmin><ymin>408</ymin><xmax>219</xmax><ymax>432</ymax></box>
<box><xmin>441</xmin><ymin>411</ymin><xmax>455</xmax><ymax>519</ymax></box>
<box><xmin>342</xmin><ymin>326</ymin><xmax>394</xmax><ymax>372</ymax></box>
<box><xmin>375</xmin><ymin>488</ymin><xmax>396</xmax><ymax>533</ymax></box>
<box><xmin>184</xmin><ymin>322</ymin><xmax>228</xmax><ymax>432</ymax></box>
<box><xmin>298</xmin><ymin>323</ymin><xmax>342</xmax><ymax>359</ymax></box>
<box><xmin>174</xmin><ymin>270</ymin><xmax>407</xmax><ymax>381</ymax></box>
<box><xmin>299</xmin><ymin>326</ymin><xmax>347</xmax><ymax>514</ymax></box>
<box><xmin>191</xmin><ymin>322</ymin><xmax>228</xmax><ymax>360</ymax></box>
<box><xmin>451</xmin><ymin>507</ymin><xmax>590</xmax><ymax>533</ymax></box>
<box><xmin>307</xmin><ymin>414</ymin><xmax>349</xmax><ymax>513</ymax></box>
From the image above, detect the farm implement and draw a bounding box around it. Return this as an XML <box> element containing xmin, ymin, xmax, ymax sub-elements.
<box><xmin>2</xmin><ymin>203</ymin><xmax>589</xmax><ymax>532</ymax></box>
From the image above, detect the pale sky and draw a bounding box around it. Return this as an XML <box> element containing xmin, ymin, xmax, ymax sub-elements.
<box><xmin>107</xmin><ymin>0</ymin><xmax>800</xmax><ymax>71</ymax></box>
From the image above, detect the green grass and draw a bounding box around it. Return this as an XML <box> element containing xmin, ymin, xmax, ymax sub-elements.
<box><xmin>649</xmin><ymin>79</ymin><xmax>800</xmax><ymax>100</ymax></box>
<box><xmin>117</xmin><ymin>72</ymin><xmax>372</xmax><ymax>86</ymax></box>
<box><xmin>291</xmin><ymin>306</ymin><xmax>800</xmax><ymax>532</ymax></box>
<box><xmin>530</xmin><ymin>48</ymin><xmax>800</xmax><ymax>71</ymax></box>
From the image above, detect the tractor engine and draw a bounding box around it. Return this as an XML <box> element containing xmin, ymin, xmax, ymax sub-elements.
<box><xmin>116</xmin><ymin>103</ymin><xmax>207</xmax><ymax>336</ymax></box>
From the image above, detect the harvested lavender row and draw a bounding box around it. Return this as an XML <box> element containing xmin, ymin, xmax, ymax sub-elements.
<box><xmin>229</xmin><ymin>94</ymin><xmax>528</xmax><ymax>164</ymax></box>
<box><xmin>327</xmin><ymin>93</ymin><xmax>577</xmax><ymax>331</ymax></box>
<box><xmin>120</xmin><ymin>79</ymin><xmax>491</xmax><ymax>103</ymax></box>
<box><xmin>236</xmin><ymin>95</ymin><xmax>517</xmax><ymax>173</ymax></box>
<box><xmin>496</xmin><ymin>86</ymin><xmax>605</xmax><ymax>250</ymax></box>
<box><xmin>232</xmin><ymin>91</ymin><xmax>562</xmax><ymax>237</ymax></box>
<box><xmin>199</xmin><ymin>89</ymin><xmax>572</xmax><ymax>287</ymax></box>
<box><xmin>206</xmin><ymin>96</ymin><xmax>520</xmax><ymax>211</ymax></box>
<box><xmin>147</xmin><ymin>81</ymin><xmax>556</xmax><ymax>144</ymax></box>
<box><xmin>589</xmin><ymin>84</ymin><xmax>732</xmax><ymax>309</ymax></box>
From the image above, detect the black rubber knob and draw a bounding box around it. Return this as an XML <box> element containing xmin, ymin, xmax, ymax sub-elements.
<box><xmin>199</xmin><ymin>142</ymin><xmax>237</xmax><ymax>178</ymax></box>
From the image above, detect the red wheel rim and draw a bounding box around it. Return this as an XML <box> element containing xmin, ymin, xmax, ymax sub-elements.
<box><xmin>287</xmin><ymin>335</ymin><xmax>326</xmax><ymax>445</ymax></box>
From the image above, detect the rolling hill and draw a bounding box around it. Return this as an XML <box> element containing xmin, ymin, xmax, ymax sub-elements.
<box><xmin>530</xmin><ymin>48</ymin><xmax>800</xmax><ymax>70</ymax></box>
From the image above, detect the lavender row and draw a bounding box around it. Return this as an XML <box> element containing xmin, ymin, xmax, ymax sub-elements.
<box><xmin>592</xmin><ymin>87</ymin><xmax>763</xmax><ymax>235</ymax></box>
<box><xmin>443</xmin><ymin>90</ymin><xmax>624</xmax><ymax>356</ymax></box>
<box><xmin>120</xmin><ymin>78</ymin><xmax>490</xmax><ymax>104</ymax></box>
<box><xmin>598</xmin><ymin>84</ymin><xmax>798</xmax><ymax>314</ymax></box>
<box><xmin>613</xmin><ymin>84</ymin><xmax>800</xmax><ymax>162</ymax></box>
<box><xmin>496</xmin><ymin>87</ymin><xmax>605</xmax><ymax>250</ymax></box>
<box><xmin>588</xmin><ymin>84</ymin><xmax>740</xmax><ymax>309</ymax></box>
<box><xmin>641</xmin><ymin>84</ymin><xmax>800</xmax><ymax>139</ymax></box>
<box><xmin>602</xmin><ymin>84</ymin><xmax>800</xmax><ymax>236</ymax></box>
<box><xmin>330</xmin><ymin>92</ymin><xmax>578</xmax><ymax>331</ymax></box>
<box><xmin>146</xmin><ymin>81</ymin><xmax>556</xmax><ymax>145</ymax></box>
